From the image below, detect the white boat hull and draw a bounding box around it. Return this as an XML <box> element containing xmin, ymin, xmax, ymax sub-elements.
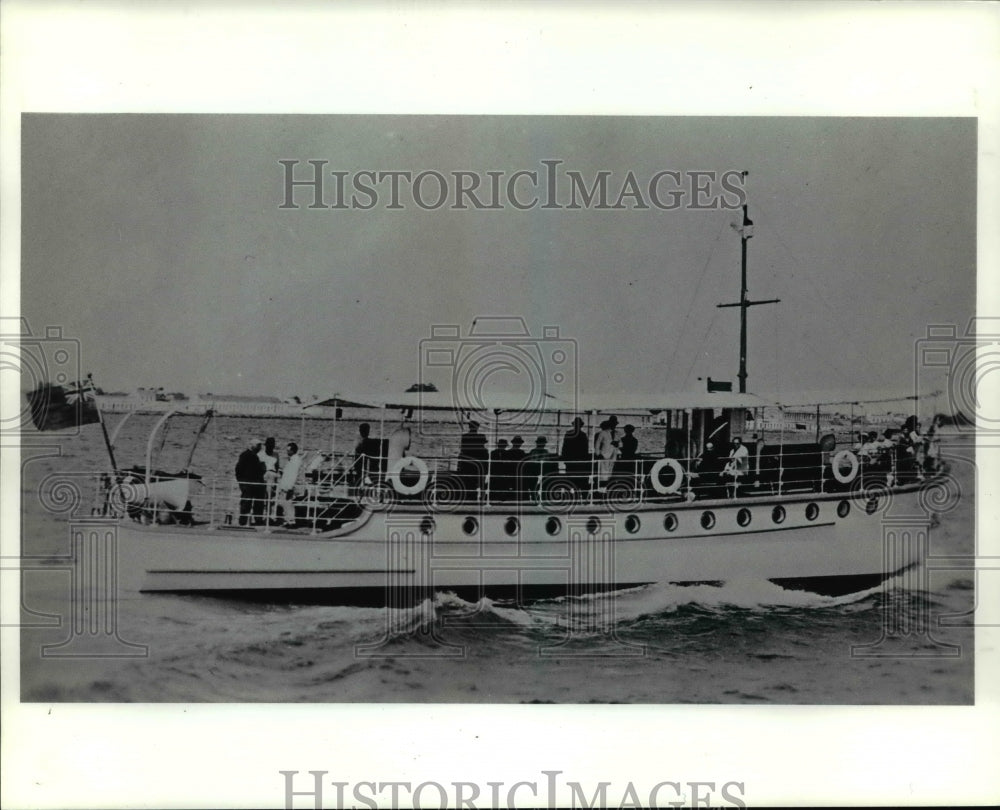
<box><xmin>114</xmin><ymin>486</ymin><xmax>935</xmax><ymax>604</ymax></box>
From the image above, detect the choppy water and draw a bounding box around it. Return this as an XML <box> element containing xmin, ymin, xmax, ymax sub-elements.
<box><xmin>18</xmin><ymin>414</ymin><xmax>975</xmax><ymax>703</ymax></box>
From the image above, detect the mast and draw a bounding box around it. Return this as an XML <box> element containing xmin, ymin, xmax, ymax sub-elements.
<box><xmin>88</xmin><ymin>373</ymin><xmax>120</xmax><ymax>475</ymax></box>
<box><xmin>717</xmin><ymin>171</ymin><xmax>780</xmax><ymax>393</ymax></box>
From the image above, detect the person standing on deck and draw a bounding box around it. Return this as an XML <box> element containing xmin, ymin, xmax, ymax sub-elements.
<box><xmin>594</xmin><ymin>416</ymin><xmax>620</xmax><ymax>489</ymax></box>
<box><xmin>560</xmin><ymin>416</ymin><xmax>590</xmax><ymax>494</ymax></box>
<box><xmin>524</xmin><ymin>436</ymin><xmax>554</xmax><ymax>500</ymax></box>
<box><xmin>616</xmin><ymin>424</ymin><xmax>639</xmax><ymax>482</ymax></box>
<box><xmin>235</xmin><ymin>438</ymin><xmax>265</xmax><ymax>526</ymax></box>
<box><xmin>278</xmin><ymin>441</ymin><xmax>305</xmax><ymax>527</ymax></box>
<box><xmin>724</xmin><ymin>436</ymin><xmax>750</xmax><ymax>495</ymax></box>
<box><xmin>489</xmin><ymin>438</ymin><xmax>511</xmax><ymax>501</ymax></box>
<box><xmin>353</xmin><ymin>423</ymin><xmax>382</xmax><ymax>485</ymax></box>
<box><xmin>387</xmin><ymin>422</ymin><xmax>411</xmax><ymax>463</ymax></box>
<box><xmin>507</xmin><ymin>435</ymin><xmax>528</xmax><ymax>499</ymax></box>
<box><xmin>457</xmin><ymin>420</ymin><xmax>488</xmax><ymax>500</ymax></box>
<box><xmin>259</xmin><ymin>437</ymin><xmax>280</xmax><ymax>521</ymax></box>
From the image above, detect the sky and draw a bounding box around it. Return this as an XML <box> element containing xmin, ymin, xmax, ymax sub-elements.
<box><xmin>21</xmin><ymin>115</ymin><xmax>975</xmax><ymax>406</ymax></box>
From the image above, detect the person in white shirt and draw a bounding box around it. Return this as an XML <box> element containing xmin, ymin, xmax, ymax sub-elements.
<box><xmin>593</xmin><ymin>415</ymin><xmax>620</xmax><ymax>488</ymax></box>
<box><xmin>278</xmin><ymin>441</ymin><xmax>304</xmax><ymax>526</ymax></box>
<box><xmin>258</xmin><ymin>437</ymin><xmax>280</xmax><ymax>521</ymax></box>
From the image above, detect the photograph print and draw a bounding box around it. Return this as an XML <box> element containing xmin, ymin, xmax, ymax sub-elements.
<box><xmin>18</xmin><ymin>114</ymin><xmax>976</xmax><ymax>705</ymax></box>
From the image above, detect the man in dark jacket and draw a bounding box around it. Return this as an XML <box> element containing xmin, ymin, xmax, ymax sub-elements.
<box><xmin>560</xmin><ymin>416</ymin><xmax>590</xmax><ymax>494</ymax></box>
<box><xmin>457</xmin><ymin>420</ymin><xmax>489</xmax><ymax>500</ymax></box>
<box><xmin>235</xmin><ymin>438</ymin><xmax>265</xmax><ymax>525</ymax></box>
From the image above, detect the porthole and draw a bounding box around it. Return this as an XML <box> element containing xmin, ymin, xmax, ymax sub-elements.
<box><xmin>504</xmin><ymin>516</ymin><xmax>519</xmax><ymax>536</ymax></box>
<box><xmin>772</xmin><ymin>505</ymin><xmax>786</xmax><ymax>524</ymax></box>
<box><xmin>837</xmin><ymin>500</ymin><xmax>851</xmax><ymax>518</ymax></box>
<box><xmin>419</xmin><ymin>516</ymin><xmax>436</xmax><ymax>535</ymax></box>
<box><xmin>545</xmin><ymin>516</ymin><xmax>561</xmax><ymax>536</ymax></box>
<box><xmin>701</xmin><ymin>511</ymin><xmax>716</xmax><ymax>530</ymax></box>
<box><xmin>664</xmin><ymin>512</ymin><xmax>678</xmax><ymax>532</ymax></box>
<box><xmin>737</xmin><ymin>508</ymin><xmax>752</xmax><ymax>527</ymax></box>
<box><xmin>625</xmin><ymin>514</ymin><xmax>641</xmax><ymax>534</ymax></box>
<box><xmin>586</xmin><ymin>516</ymin><xmax>601</xmax><ymax>535</ymax></box>
<box><xmin>462</xmin><ymin>516</ymin><xmax>478</xmax><ymax>536</ymax></box>
<box><xmin>805</xmin><ymin>503</ymin><xmax>820</xmax><ymax>522</ymax></box>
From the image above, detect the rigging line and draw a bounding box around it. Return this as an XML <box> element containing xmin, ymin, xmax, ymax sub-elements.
<box><xmin>681</xmin><ymin>307</ymin><xmax>721</xmax><ymax>390</ymax></box>
<box><xmin>753</xmin><ymin>198</ymin><xmax>855</xmax><ymax>389</ymax></box>
<box><xmin>664</xmin><ymin>216</ymin><xmax>728</xmax><ymax>387</ymax></box>
<box><xmin>753</xmin><ymin>198</ymin><xmax>832</xmax><ymax>315</ymax></box>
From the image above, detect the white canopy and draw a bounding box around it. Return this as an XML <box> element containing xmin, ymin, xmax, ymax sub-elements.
<box><xmin>306</xmin><ymin>390</ymin><xmax>774</xmax><ymax>414</ymax></box>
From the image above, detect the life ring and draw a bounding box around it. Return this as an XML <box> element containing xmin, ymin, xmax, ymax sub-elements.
<box><xmin>832</xmin><ymin>450</ymin><xmax>860</xmax><ymax>484</ymax></box>
<box><xmin>387</xmin><ymin>455</ymin><xmax>429</xmax><ymax>496</ymax></box>
<box><xmin>650</xmin><ymin>458</ymin><xmax>684</xmax><ymax>495</ymax></box>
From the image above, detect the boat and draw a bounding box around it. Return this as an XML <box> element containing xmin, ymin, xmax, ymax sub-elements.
<box><xmin>99</xmin><ymin>190</ymin><xmax>951</xmax><ymax>606</ymax></box>
<box><xmin>104</xmin><ymin>390</ymin><xmax>945</xmax><ymax>605</ymax></box>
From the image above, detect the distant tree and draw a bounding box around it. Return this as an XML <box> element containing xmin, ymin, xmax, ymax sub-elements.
<box><xmin>405</xmin><ymin>382</ymin><xmax>438</xmax><ymax>392</ymax></box>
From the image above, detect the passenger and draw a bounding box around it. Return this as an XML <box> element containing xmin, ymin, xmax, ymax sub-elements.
<box><xmin>889</xmin><ymin>430</ymin><xmax>915</xmax><ymax>482</ymax></box>
<box><xmin>594</xmin><ymin>416</ymin><xmax>620</xmax><ymax>489</ymax></box>
<box><xmin>925</xmin><ymin>416</ymin><xmax>941</xmax><ymax>472</ymax></box>
<box><xmin>618</xmin><ymin>424</ymin><xmax>638</xmax><ymax>460</ymax></box>
<box><xmin>859</xmin><ymin>431</ymin><xmax>881</xmax><ymax>463</ymax></box>
<box><xmin>387</xmin><ymin>422</ymin><xmax>411</xmax><ymax>464</ymax></box>
<box><xmin>748</xmin><ymin>432</ymin><xmax>764</xmax><ymax>483</ymax></box>
<box><xmin>235</xmin><ymin>438</ymin><xmax>266</xmax><ymax>526</ymax></box>
<box><xmin>277</xmin><ymin>441</ymin><xmax>305</xmax><ymax>527</ymax></box>
<box><xmin>905</xmin><ymin>417</ymin><xmax>926</xmax><ymax>471</ymax></box>
<box><xmin>353</xmin><ymin>423</ymin><xmax>382</xmax><ymax>485</ymax></box>
<box><xmin>507</xmin><ymin>435</ymin><xmax>527</xmax><ymax>499</ymax></box>
<box><xmin>524</xmin><ymin>436</ymin><xmax>554</xmax><ymax>500</ymax></box>
<box><xmin>616</xmin><ymin>423</ymin><xmax>640</xmax><ymax>480</ymax></box>
<box><xmin>457</xmin><ymin>419</ymin><xmax>488</xmax><ymax>500</ymax></box>
<box><xmin>305</xmin><ymin>450</ymin><xmax>333</xmax><ymax>486</ymax></box>
<box><xmin>259</xmin><ymin>437</ymin><xmax>280</xmax><ymax>521</ymax></box>
<box><xmin>694</xmin><ymin>441</ymin><xmax>725</xmax><ymax>499</ymax></box>
<box><xmin>723</xmin><ymin>436</ymin><xmax>750</xmax><ymax>496</ymax></box>
<box><xmin>560</xmin><ymin>416</ymin><xmax>590</xmax><ymax>494</ymax></box>
<box><xmin>489</xmin><ymin>439</ymin><xmax>511</xmax><ymax>501</ymax></box>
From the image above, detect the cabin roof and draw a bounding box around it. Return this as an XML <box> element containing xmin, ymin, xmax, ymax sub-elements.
<box><xmin>306</xmin><ymin>391</ymin><xmax>772</xmax><ymax>414</ymax></box>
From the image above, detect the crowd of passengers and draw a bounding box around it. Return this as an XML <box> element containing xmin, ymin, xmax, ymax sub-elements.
<box><xmin>234</xmin><ymin>414</ymin><xmax>943</xmax><ymax>524</ymax></box>
<box><xmin>851</xmin><ymin>415</ymin><xmax>940</xmax><ymax>479</ymax></box>
<box><xmin>349</xmin><ymin>416</ymin><xmax>751</xmax><ymax>503</ymax></box>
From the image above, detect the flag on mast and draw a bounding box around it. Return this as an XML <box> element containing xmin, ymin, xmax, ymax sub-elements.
<box><xmin>25</xmin><ymin>379</ymin><xmax>101</xmax><ymax>431</ymax></box>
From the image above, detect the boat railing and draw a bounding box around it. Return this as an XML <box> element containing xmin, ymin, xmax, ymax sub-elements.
<box><xmin>139</xmin><ymin>436</ymin><xmax>939</xmax><ymax>533</ymax></box>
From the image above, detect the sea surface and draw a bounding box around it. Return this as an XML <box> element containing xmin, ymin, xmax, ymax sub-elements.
<box><xmin>18</xmin><ymin>414</ymin><xmax>975</xmax><ymax>703</ymax></box>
